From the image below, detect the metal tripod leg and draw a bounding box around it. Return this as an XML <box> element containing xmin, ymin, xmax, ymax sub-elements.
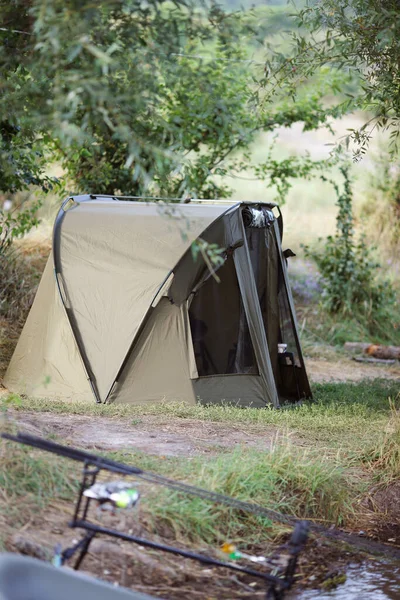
<box><xmin>73</xmin><ymin>531</ymin><xmax>96</xmax><ymax>570</ymax></box>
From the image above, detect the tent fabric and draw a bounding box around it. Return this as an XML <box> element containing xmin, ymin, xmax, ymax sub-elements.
<box><xmin>229</xmin><ymin>212</ymin><xmax>280</xmax><ymax>407</ymax></box>
<box><xmin>187</xmin><ymin>255</ymin><xmax>255</xmax><ymax>377</ymax></box>
<box><xmin>5</xmin><ymin>197</ymin><xmax>312</xmax><ymax>408</ymax></box>
<box><xmin>273</xmin><ymin>220</ymin><xmax>312</xmax><ymax>399</ymax></box>
<box><xmin>4</xmin><ymin>256</ymin><xmax>93</xmax><ymax>401</ymax></box>
<box><xmin>54</xmin><ymin>199</ymin><xmax>228</xmax><ymax>401</ymax></box>
<box><xmin>246</xmin><ymin>221</ymin><xmax>280</xmax><ymax>388</ymax></box>
<box><xmin>194</xmin><ymin>375</ymin><xmax>267</xmax><ymax>408</ymax></box>
<box><xmin>167</xmin><ymin>212</ymin><xmax>231</xmax><ymax>306</ymax></box>
<box><xmin>109</xmin><ymin>298</ymin><xmax>196</xmax><ymax>405</ymax></box>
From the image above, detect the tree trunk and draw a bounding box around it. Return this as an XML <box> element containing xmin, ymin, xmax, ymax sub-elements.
<box><xmin>366</xmin><ymin>344</ymin><xmax>400</xmax><ymax>360</ymax></box>
<box><xmin>344</xmin><ymin>342</ymin><xmax>400</xmax><ymax>360</ymax></box>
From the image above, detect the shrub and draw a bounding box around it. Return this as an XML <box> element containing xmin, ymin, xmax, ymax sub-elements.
<box><xmin>0</xmin><ymin>200</ymin><xmax>46</xmax><ymax>323</ymax></box>
<box><xmin>361</xmin><ymin>150</ymin><xmax>400</xmax><ymax>257</ymax></box>
<box><xmin>0</xmin><ymin>199</ymin><xmax>41</xmax><ymax>257</ymax></box>
<box><xmin>304</xmin><ymin>166</ymin><xmax>398</xmax><ymax>338</ymax></box>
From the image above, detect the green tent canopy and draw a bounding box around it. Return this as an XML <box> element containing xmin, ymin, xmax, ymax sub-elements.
<box><xmin>5</xmin><ymin>196</ymin><xmax>311</xmax><ymax>408</ymax></box>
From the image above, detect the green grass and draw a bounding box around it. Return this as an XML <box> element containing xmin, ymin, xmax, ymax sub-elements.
<box><xmin>0</xmin><ymin>441</ymin><xmax>79</xmax><ymax>525</ymax></box>
<box><xmin>138</xmin><ymin>444</ymin><xmax>353</xmax><ymax>544</ymax></box>
<box><xmin>290</xmin><ymin>257</ymin><xmax>400</xmax><ymax>347</ymax></box>
<box><xmin>1</xmin><ymin>379</ymin><xmax>397</xmax><ymax>553</ymax></box>
<box><xmin>0</xmin><ymin>438</ymin><xmax>353</xmax><ymax>549</ymax></box>
<box><xmin>6</xmin><ymin>379</ymin><xmax>398</xmax><ymax>450</ymax></box>
<box><xmin>298</xmin><ymin>302</ymin><xmax>400</xmax><ymax>348</ymax></box>
<box><xmin>360</xmin><ymin>396</ymin><xmax>400</xmax><ymax>485</ymax></box>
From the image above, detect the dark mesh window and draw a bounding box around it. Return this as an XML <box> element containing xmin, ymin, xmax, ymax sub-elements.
<box><xmin>276</xmin><ymin>260</ymin><xmax>306</xmax><ymax>399</ymax></box>
<box><xmin>245</xmin><ymin>225</ymin><xmax>280</xmax><ymax>383</ymax></box>
<box><xmin>189</xmin><ymin>256</ymin><xmax>258</xmax><ymax>377</ymax></box>
<box><xmin>277</xmin><ymin>268</ymin><xmax>301</xmax><ymax>365</ymax></box>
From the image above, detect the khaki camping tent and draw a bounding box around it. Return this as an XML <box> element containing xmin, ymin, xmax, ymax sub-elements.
<box><xmin>5</xmin><ymin>196</ymin><xmax>311</xmax><ymax>408</ymax></box>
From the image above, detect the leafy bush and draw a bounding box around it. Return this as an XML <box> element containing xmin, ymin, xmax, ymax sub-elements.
<box><xmin>1</xmin><ymin>0</ymin><xmax>341</xmax><ymax>201</ymax></box>
<box><xmin>304</xmin><ymin>167</ymin><xmax>398</xmax><ymax>337</ymax></box>
<box><xmin>0</xmin><ymin>199</ymin><xmax>42</xmax><ymax>257</ymax></box>
<box><xmin>361</xmin><ymin>150</ymin><xmax>400</xmax><ymax>255</ymax></box>
<box><xmin>0</xmin><ymin>199</ymin><xmax>46</xmax><ymax>323</ymax></box>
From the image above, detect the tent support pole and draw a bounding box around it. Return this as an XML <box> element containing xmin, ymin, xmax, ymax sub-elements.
<box><xmin>52</xmin><ymin>198</ymin><xmax>102</xmax><ymax>404</ymax></box>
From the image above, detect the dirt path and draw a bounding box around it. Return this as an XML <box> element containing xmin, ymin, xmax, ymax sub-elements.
<box><xmin>10</xmin><ymin>411</ymin><xmax>276</xmax><ymax>457</ymax></box>
<box><xmin>306</xmin><ymin>356</ymin><xmax>400</xmax><ymax>383</ymax></box>
<box><xmin>1</xmin><ymin>355</ymin><xmax>398</xmax><ymax>460</ymax></box>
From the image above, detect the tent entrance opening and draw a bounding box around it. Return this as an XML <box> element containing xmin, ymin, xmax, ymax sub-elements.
<box><xmin>188</xmin><ymin>255</ymin><xmax>258</xmax><ymax>377</ymax></box>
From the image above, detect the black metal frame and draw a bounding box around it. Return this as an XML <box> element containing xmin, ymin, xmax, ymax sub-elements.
<box><xmin>2</xmin><ymin>433</ymin><xmax>308</xmax><ymax>599</ymax></box>
<box><xmin>63</xmin><ymin>463</ymin><xmax>305</xmax><ymax>599</ymax></box>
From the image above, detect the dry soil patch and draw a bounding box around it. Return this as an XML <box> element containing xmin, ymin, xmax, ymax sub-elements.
<box><xmin>306</xmin><ymin>357</ymin><xmax>400</xmax><ymax>383</ymax></box>
<box><xmin>10</xmin><ymin>411</ymin><xmax>275</xmax><ymax>457</ymax></box>
<box><xmin>4</xmin><ymin>504</ymin><xmax>360</xmax><ymax>600</ymax></box>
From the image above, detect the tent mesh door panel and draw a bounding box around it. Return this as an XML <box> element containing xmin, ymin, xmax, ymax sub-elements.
<box><xmin>276</xmin><ymin>259</ymin><xmax>310</xmax><ymax>400</ymax></box>
<box><xmin>244</xmin><ymin>224</ymin><xmax>280</xmax><ymax>387</ymax></box>
<box><xmin>188</xmin><ymin>255</ymin><xmax>258</xmax><ymax>377</ymax></box>
<box><xmin>242</xmin><ymin>207</ymin><xmax>310</xmax><ymax>401</ymax></box>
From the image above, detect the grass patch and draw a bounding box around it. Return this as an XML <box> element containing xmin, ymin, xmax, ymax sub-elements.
<box><xmin>290</xmin><ymin>259</ymin><xmax>400</xmax><ymax>347</ymax></box>
<box><xmin>6</xmin><ymin>379</ymin><xmax>398</xmax><ymax>451</ymax></box>
<box><xmin>299</xmin><ymin>304</ymin><xmax>400</xmax><ymax>347</ymax></box>
<box><xmin>139</xmin><ymin>444</ymin><xmax>353</xmax><ymax>545</ymax></box>
<box><xmin>360</xmin><ymin>396</ymin><xmax>400</xmax><ymax>485</ymax></box>
<box><xmin>0</xmin><ymin>440</ymin><xmax>79</xmax><ymax>526</ymax></box>
<box><xmin>0</xmin><ymin>317</ymin><xmax>19</xmax><ymax>378</ymax></box>
<box><xmin>0</xmin><ymin>436</ymin><xmax>353</xmax><ymax>549</ymax></box>
<box><xmin>0</xmin><ymin>238</ymin><xmax>50</xmax><ymax>379</ymax></box>
<box><xmin>0</xmin><ymin>379</ymin><xmax>395</xmax><ymax>555</ymax></box>
<box><xmin>0</xmin><ymin>239</ymin><xmax>49</xmax><ymax>326</ymax></box>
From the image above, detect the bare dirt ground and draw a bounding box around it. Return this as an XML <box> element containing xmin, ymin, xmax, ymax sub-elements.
<box><xmin>306</xmin><ymin>357</ymin><xmax>400</xmax><ymax>383</ymax></box>
<box><xmin>9</xmin><ymin>410</ymin><xmax>277</xmax><ymax>457</ymax></box>
<box><xmin>1</xmin><ymin>354</ymin><xmax>398</xmax><ymax>458</ymax></box>
<box><xmin>1</xmin><ymin>408</ymin><xmax>356</xmax><ymax>599</ymax></box>
<box><xmin>6</xmin><ymin>502</ymin><xmax>356</xmax><ymax>600</ymax></box>
<box><xmin>4</xmin><ymin>352</ymin><xmax>398</xmax><ymax>458</ymax></box>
